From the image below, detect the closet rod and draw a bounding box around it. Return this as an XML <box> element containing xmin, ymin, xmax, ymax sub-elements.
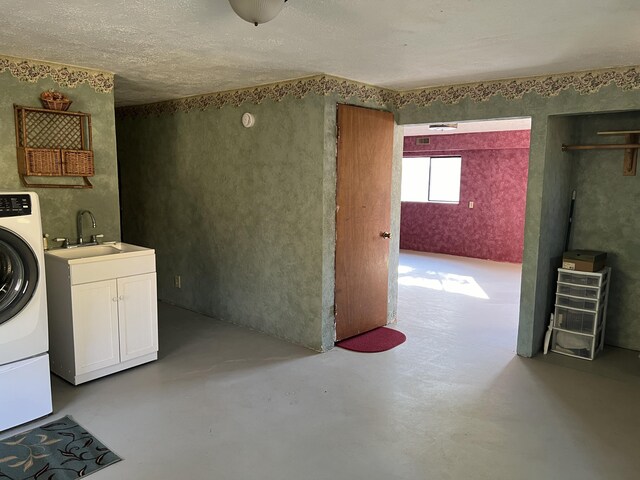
<box><xmin>562</xmin><ymin>144</ymin><xmax>640</xmax><ymax>151</ymax></box>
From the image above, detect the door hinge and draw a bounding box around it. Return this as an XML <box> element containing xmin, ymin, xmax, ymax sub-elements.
<box><xmin>336</xmin><ymin>125</ymin><xmax>340</xmax><ymax>140</ymax></box>
<box><xmin>333</xmin><ymin>304</ymin><xmax>337</xmax><ymax>316</ymax></box>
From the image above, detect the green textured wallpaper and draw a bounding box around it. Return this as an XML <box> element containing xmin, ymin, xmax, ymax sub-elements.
<box><xmin>532</xmin><ymin>116</ymin><xmax>577</xmax><ymax>345</ymax></box>
<box><xmin>568</xmin><ymin>111</ymin><xmax>640</xmax><ymax>350</ymax></box>
<box><xmin>117</xmin><ymin>75</ymin><xmax>640</xmax><ymax>356</ymax></box>
<box><xmin>320</xmin><ymin>98</ymin><xmax>338</xmax><ymax>350</ymax></box>
<box><xmin>117</xmin><ymin>94</ymin><xmax>401</xmax><ymax>352</ymax></box>
<box><xmin>0</xmin><ymin>71</ymin><xmax>120</xmax><ymax>243</ymax></box>
<box><xmin>118</xmin><ymin>95</ymin><xmax>329</xmax><ymax>350</ymax></box>
<box><xmin>396</xmin><ymin>85</ymin><xmax>640</xmax><ymax>356</ymax></box>
<box><xmin>4</xmin><ymin>55</ymin><xmax>638</xmax><ymax>357</ymax></box>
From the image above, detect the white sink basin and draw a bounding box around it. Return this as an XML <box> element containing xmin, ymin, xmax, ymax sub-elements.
<box><xmin>47</xmin><ymin>245</ymin><xmax>121</xmax><ymax>259</ymax></box>
<box><xmin>46</xmin><ymin>242</ymin><xmax>153</xmax><ymax>262</ymax></box>
<box><xmin>45</xmin><ymin>242</ymin><xmax>155</xmax><ymax>285</ymax></box>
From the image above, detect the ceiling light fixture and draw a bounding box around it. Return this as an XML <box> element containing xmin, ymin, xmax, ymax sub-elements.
<box><xmin>228</xmin><ymin>0</ymin><xmax>288</xmax><ymax>26</ymax></box>
<box><xmin>428</xmin><ymin>123</ymin><xmax>458</xmax><ymax>131</ymax></box>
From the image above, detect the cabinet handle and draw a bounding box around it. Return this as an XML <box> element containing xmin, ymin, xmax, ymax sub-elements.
<box><xmin>119</xmin><ymin>295</ymin><xmax>124</xmax><ymax>301</ymax></box>
<box><xmin>112</xmin><ymin>297</ymin><xmax>117</xmax><ymax>302</ymax></box>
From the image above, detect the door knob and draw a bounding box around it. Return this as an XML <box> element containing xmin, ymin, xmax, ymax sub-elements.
<box><xmin>380</xmin><ymin>231</ymin><xmax>392</xmax><ymax>239</ymax></box>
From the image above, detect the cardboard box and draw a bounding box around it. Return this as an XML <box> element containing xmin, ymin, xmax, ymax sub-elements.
<box><xmin>562</xmin><ymin>250</ymin><xmax>607</xmax><ymax>272</ymax></box>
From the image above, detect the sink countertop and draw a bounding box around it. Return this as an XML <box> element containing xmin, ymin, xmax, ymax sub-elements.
<box><xmin>45</xmin><ymin>242</ymin><xmax>154</xmax><ymax>265</ymax></box>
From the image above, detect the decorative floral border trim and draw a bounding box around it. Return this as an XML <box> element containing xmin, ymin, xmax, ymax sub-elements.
<box><xmin>392</xmin><ymin>66</ymin><xmax>640</xmax><ymax>108</ymax></box>
<box><xmin>117</xmin><ymin>66</ymin><xmax>640</xmax><ymax>118</ymax></box>
<box><xmin>117</xmin><ymin>75</ymin><xmax>392</xmax><ymax>118</ymax></box>
<box><xmin>2</xmin><ymin>54</ymin><xmax>637</xmax><ymax>111</ymax></box>
<box><xmin>0</xmin><ymin>55</ymin><xmax>114</xmax><ymax>93</ymax></box>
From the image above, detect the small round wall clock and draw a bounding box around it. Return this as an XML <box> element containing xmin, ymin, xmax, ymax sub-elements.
<box><xmin>241</xmin><ymin>112</ymin><xmax>255</xmax><ymax>128</ymax></box>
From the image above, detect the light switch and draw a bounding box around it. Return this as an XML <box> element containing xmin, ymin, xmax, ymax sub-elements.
<box><xmin>468</xmin><ymin>201</ymin><xmax>474</xmax><ymax>209</ymax></box>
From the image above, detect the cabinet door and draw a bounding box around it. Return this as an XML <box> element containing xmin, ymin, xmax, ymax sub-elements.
<box><xmin>117</xmin><ymin>273</ymin><xmax>158</xmax><ymax>362</ymax></box>
<box><xmin>71</xmin><ymin>280</ymin><xmax>120</xmax><ymax>375</ymax></box>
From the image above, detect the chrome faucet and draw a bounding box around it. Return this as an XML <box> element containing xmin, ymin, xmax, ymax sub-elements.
<box><xmin>77</xmin><ymin>210</ymin><xmax>96</xmax><ymax>245</ymax></box>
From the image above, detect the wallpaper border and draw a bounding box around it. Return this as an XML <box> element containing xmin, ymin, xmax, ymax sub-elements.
<box><xmin>116</xmin><ymin>75</ymin><xmax>392</xmax><ymax>117</ymax></box>
<box><xmin>0</xmin><ymin>55</ymin><xmax>114</xmax><ymax>93</ymax></box>
<box><xmin>394</xmin><ymin>66</ymin><xmax>640</xmax><ymax>108</ymax></box>
<box><xmin>117</xmin><ymin>66</ymin><xmax>640</xmax><ymax>118</ymax></box>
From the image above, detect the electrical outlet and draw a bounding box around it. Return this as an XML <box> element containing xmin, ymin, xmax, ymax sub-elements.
<box><xmin>468</xmin><ymin>201</ymin><xmax>474</xmax><ymax>209</ymax></box>
<box><xmin>174</xmin><ymin>275</ymin><xmax>181</xmax><ymax>289</ymax></box>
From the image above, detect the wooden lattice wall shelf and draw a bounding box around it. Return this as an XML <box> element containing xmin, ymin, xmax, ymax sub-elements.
<box><xmin>14</xmin><ymin>105</ymin><xmax>95</xmax><ymax>188</ymax></box>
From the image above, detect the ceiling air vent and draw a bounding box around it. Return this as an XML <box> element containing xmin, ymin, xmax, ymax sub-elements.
<box><xmin>415</xmin><ymin>137</ymin><xmax>430</xmax><ymax>145</ymax></box>
<box><xmin>429</xmin><ymin>123</ymin><xmax>458</xmax><ymax>131</ymax></box>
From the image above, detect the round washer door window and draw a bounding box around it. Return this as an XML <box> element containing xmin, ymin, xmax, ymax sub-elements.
<box><xmin>0</xmin><ymin>227</ymin><xmax>39</xmax><ymax>326</ymax></box>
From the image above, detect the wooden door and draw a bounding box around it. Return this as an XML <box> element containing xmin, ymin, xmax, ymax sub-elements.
<box><xmin>335</xmin><ymin>104</ymin><xmax>395</xmax><ymax>341</ymax></box>
<box><xmin>117</xmin><ymin>273</ymin><xmax>159</xmax><ymax>362</ymax></box>
<box><xmin>71</xmin><ymin>280</ymin><xmax>120</xmax><ymax>374</ymax></box>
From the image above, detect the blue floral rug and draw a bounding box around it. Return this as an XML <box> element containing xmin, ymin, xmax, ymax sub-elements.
<box><xmin>0</xmin><ymin>416</ymin><xmax>121</xmax><ymax>479</ymax></box>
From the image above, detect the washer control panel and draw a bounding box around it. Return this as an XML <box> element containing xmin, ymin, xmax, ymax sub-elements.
<box><xmin>0</xmin><ymin>194</ymin><xmax>32</xmax><ymax>217</ymax></box>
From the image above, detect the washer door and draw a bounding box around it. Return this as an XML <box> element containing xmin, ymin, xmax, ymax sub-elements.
<box><xmin>0</xmin><ymin>227</ymin><xmax>39</xmax><ymax>326</ymax></box>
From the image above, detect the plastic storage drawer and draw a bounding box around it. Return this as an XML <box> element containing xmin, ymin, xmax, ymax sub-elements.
<box><xmin>551</xmin><ymin>329</ymin><xmax>601</xmax><ymax>360</ymax></box>
<box><xmin>555</xmin><ymin>294</ymin><xmax>600</xmax><ymax>311</ymax></box>
<box><xmin>557</xmin><ymin>269</ymin><xmax>608</xmax><ymax>287</ymax></box>
<box><xmin>556</xmin><ymin>283</ymin><xmax>602</xmax><ymax>299</ymax></box>
<box><xmin>553</xmin><ymin>305</ymin><xmax>603</xmax><ymax>334</ymax></box>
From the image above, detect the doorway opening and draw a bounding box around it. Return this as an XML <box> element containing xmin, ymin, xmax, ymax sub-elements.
<box><xmin>397</xmin><ymin>118</ymin><xmax>532</xmax><ymax>348</ymax></box>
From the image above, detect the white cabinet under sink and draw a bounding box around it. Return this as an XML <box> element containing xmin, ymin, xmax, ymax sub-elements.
<box><xmin>45</xmin><ymin>244</ymin><xmax>158</xmax><ymax>385</ymax></box>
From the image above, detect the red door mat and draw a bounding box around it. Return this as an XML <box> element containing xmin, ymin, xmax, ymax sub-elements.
<box><xmin>336</xmin><ymin>327</ymin><xmax>406</xmax><ymax>352</ymax></box>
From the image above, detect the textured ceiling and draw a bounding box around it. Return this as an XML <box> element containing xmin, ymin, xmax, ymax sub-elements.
<box><xmin>1</xmin><ymin>0</ymin><xmax>639</xmax><ymax>106</ymax></box>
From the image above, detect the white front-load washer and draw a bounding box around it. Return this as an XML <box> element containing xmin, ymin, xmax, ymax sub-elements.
<box><xmin>0</xmin><ymin>192</ymin><xmax>52</xmax><ymax>431</ymax></box>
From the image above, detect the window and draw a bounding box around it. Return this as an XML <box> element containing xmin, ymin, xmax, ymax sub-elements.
<box><xmin>401</xmin><ymin>156</ymin><xmax>461</xmax><ymax>203</ymax></box>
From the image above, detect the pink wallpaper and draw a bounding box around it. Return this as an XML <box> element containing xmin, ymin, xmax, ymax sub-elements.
<box><xmin>400</xmin><ymin>130</ymin><xmax>530</xmax><ymax>263</ymax></box>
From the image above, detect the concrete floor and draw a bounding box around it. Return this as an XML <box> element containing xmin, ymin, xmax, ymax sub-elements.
<box><xmin>4</xmin><ymin>251</ymin><xmax>640</xmax><ymax>479</ymax></box>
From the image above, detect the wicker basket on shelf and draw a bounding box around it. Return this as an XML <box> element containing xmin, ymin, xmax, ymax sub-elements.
<box><xmin>40</xmin><ymin>91</ymin><xmax>72</xmax><ymax>111</ymax></box>
<box><xmin>62</xmin><ymin>150</ymin><xmax>94</xmax><ymax>176</ymax></box>
<box><xmin>19</xmin><ymin>148</ymin><xmax>62</xmax><ymax>176</ymax></box>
